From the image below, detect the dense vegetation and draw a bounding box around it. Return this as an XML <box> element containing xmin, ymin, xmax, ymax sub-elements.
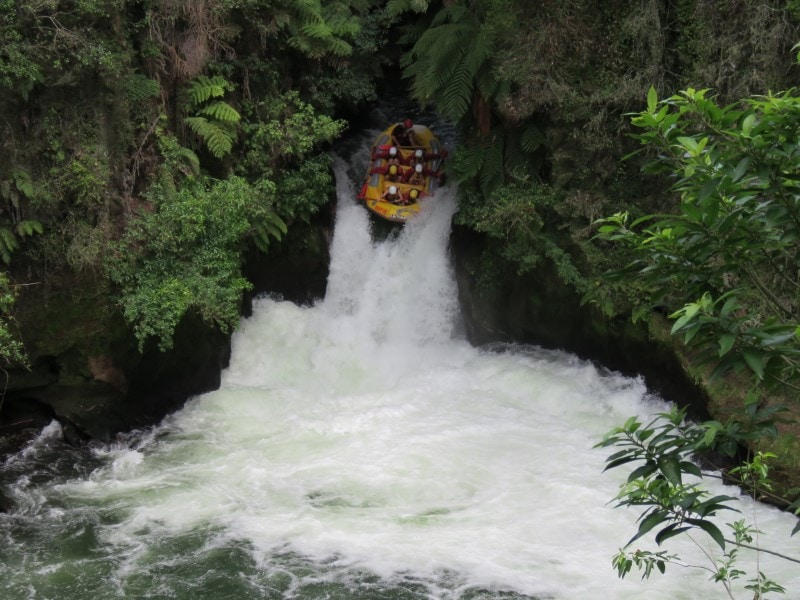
<box><xmin>0</xmin><ymin>0</ymin><xmax>384</xmax><ymax>354</ymax></box>
<box><xmin>2</xmin><ymin>0</ymin><xmax>800</xmax><ymax>595</ymax></box>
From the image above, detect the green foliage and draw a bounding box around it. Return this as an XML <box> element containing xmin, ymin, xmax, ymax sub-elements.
<box><xmin>598</xmin><ymin>409</ymin><xmax>797</xmax><ymax>595</ymax></box>
<box><xmin>449</xmin><ymin>123</ymin><xmax>543</xmax><ymax>196</ymax></box>
<box><xmin>122</xmin><ymin>73</ymin><xmax>160</xmax><ymax>105</ymax></box>
<box><xmin>597</xmin><ymin>81</ymin><xmax>800</xmax><ymax>597</ymax></box>
<box><xmin>0</xmin><ymin>0</ymin><xmax>44</xmax><ymax>98</ymax></box>
<box><xmin>0</xmin><ymin>168</ymin><xmax>44</xmax><ymax>264</ymax></box>
<box><xmin>593</xmin><ymin>86</ymin><xmax>800</xmax><ymax>390</ymax></box>
<box><xmin>272</xmin><ymin>153</ymin><xmax>336</xmax><ymax>222</ymax></box>
<box><xmin>231</xmin><ymin>0</ymin><xmax>364</xmax><ymax>61</ymax></box>
<box><xmin>105</xmin><ymin>175</ymin><xmax>280</xmax><ymax>351</ymax></box>
<box><xmin>400</xmin><ymin>0</ymin><xmax>511</xmax><ymax>122</ymax></box>
<box><xmin>0</xmin><ymin>167</ymin><xmax>34</xmax><ymax>219</ymax></box>
<box><xmin>251</xmin><ymin>210</ymin><xmax>288</xmax><ymax>253</ymax></box>
<box><xmin>385</xmin><ymin>0</ymin><xmax>431</xmax><ymax>16</ymax></box>
<box><xmin>239</xmin><ymin>91</ymin><xmax>345</xmax><ymax>172</ymax></box>
<box><xmin>0</xmin><ymin>271</ymin><xmax>27</xmax><ymax>368</ymax></box>
<box><xmin>187</xmin><ymin>75</ymin><xmax>232</xmax><ymax>105</ymax></box>
<box><xmin>156</xmin><ymin>132</ymin><xmax>201</xmax><ymax>186</ymax></box>
<box><xmin>458</xmin><ymin>181</ymin><xmax>584</xmax><ymax>292</ymax></box>
<box><xmin>184</xmin><ymin>75</ymin><xmax>240</xmax><ymax>159</ymax></box>
<box><xmin>237</xmin><ymin>92</ymin><xmax>343</xmax><ymax>222</ymax></box>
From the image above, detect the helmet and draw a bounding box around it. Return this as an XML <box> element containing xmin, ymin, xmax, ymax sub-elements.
<box><xmin>389</xmin><ymin>165</ymin><xmax>398</xmax><ymax>175</ymax></box>
<box><xmin>389</xmin><ymin>147</ymin><xmax>397</xmax><ymax>156</ymax></box>
<box><xmin>403</xmin><ymin>119</ymin><xmax>413</xmax><ymax>129</ymax></box>
<box><xmin>409</xmin><ymin>189</ymin><xmax>419</xmax><ymax>200</ymax></box>
<box><xmin>415</xmin><ymin>163</ymin><xmax>423</xmax><ymax>173</ymax></box>
<box><xmin>389</xmin><ymin>185</ymin><xmax>397</xmax><ymax>194</ymax></box>
<box><xmin>415</xmin><ymin>149</ymin><xmax>423</xmax><ymax>158</ymax></box>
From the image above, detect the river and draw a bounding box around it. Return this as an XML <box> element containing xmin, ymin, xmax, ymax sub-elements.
<box><xmin>0</xmin><ymin>138</ymin><xmax>798</xmax><ymax>599</ymax></box>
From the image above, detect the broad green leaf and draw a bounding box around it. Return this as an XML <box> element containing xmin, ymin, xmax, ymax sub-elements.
<box><xmin>741</xmin><ymin>113</ymin><xmax>756</xmax><ymax>136</ymax></box>
<box><xmin>731</xmin><ymin>157</ymin><xmax>750</xmax><ymax>182</ymax></box>
<box><xmin>628</xmin><ymin>462</ymin><xmax>658</xmax><ymax>482</ymax></box>
<box><xmin>686</xmin><ymin>518</ymin><xmax>725</xmax><ymax>550</ymax></box>
<box><xmin>627</xmin><ymin>509</ymin><xmax>667</xmax><ymax>547</ymax></box>
<box><xmin>719</xmin><ymin>333</ymin><xmax>735</xmax><ymax>356</ymax></box>
<box><xmin>677</xmin><ymin>136</ymin><xmax>698</xmax><ymax>152</ymax></box>
<box><xmin>655</xmin><ymin>524</ymin><xmax>691</xmax><ymax>545</ymax></box>
<box><xmin>742</xmin><ymin>349</ymin><xmax>764</xmax><ymax>379</ymax></box>
<box><xmin>657</xmin><ymin>457</ymin><xmax>682</xmax><ymax>485</ymax></box>
<box><xmin>603</xmin><ymin>456</ymin><xmax>639</xmax><ymax>472</ymax></box>
<box><xmin>647</xmin><ymin>86</ymin><xmax>657</xmax><ymax>114</ymax></box>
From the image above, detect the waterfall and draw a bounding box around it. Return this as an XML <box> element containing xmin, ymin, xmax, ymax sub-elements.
<box><xmin>0</xmin><ymin>149</ymin><xmax>798</xmax><ymax>600</ymax></box>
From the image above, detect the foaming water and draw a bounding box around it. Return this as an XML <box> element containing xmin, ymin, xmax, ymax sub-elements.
<box><xmin>1</xmin><ymin>160</ymin><xmax>799</xmax><ymax>599</ymax></box>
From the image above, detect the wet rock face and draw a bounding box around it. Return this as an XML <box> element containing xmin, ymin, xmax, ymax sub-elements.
<box><xmin>449</xmin><ymin>225</ymin><xmax>710</xmax><ymax>417</ymax></box>
<box><xmin>0</xmin><ymin>397</ymin><xmax>57</xmax><ymax>459</ymax></box>
<box><xmin>1</xmin><ymin>310</ymin><xmax>232</xmax><ymax>457</ymax></box>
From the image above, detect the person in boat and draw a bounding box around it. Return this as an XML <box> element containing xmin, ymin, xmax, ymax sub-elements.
<box><xmin>369</xmin><ymin>163</ymin><xmax>402</xmax><ymax>182</ymax></box>
<box><xmin>380</xmin><ymin>185</ymin><xmax>404</xmax><ymax>204</ymax></box>
<box><xmin>404</xmin><ymin>147</ymin><xmax>448</xmax><ymax>166</ymax></box>
<box><xmin>406</xmin><ymin>188</ymin><xmax>421</xmax><ymax>204</ymax></box>
<box><xmin>371</xmin><ymin>145</ymin><xmax>400</xmax><ymax>161</ymax></box>
<box><xmin>391</xmin><ymin>119</ymin><xmax>418</xmax><ymax>147</ymax></box>
<box><xmin>403</xmin><ymin>162</ymin><xmax>441</xmax><ymax>186</ymax></box>
<box><xmin>386</xmin><ymin>147</ymin><xmax>402</xmax><ymax>169</ymax></box>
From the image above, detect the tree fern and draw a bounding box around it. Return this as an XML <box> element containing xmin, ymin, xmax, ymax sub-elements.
<box><xmin>184</xmin><ymin>117</ymin><xmax>237</xmax><ymax>159</ymax></box>
<box><xmin>187</xmin><ymin>75</ymin><xmax>231</xmax><ymax>105</ymax></box>
<box><xmin>451</xmin><ymin>123</ymin><xmax>542</xmax><ymax>196</ymax></box>
<box><xmin>400</xmin><ymin>3</ymin><xmax>504</xmax><ymax>123</ymax></box>
<box><xmin>277</xmin><ymin>0</ymin><xmax>358</xmax><ymax>59</ymax></box>
<box><xmin>199</xmin><ymin>101</ymin><xmax>240</xmax><ymax>123</ymax></box>
<box><xmin>184</xmin><ymin>75</ymin><xmax>240</xmax><ymax>159</ymax></box>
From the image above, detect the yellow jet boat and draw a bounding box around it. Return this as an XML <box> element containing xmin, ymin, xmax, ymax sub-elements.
<box><xmin>357</xmin><ymin>121</ymin><xmax>446</xmax><ymax>223</ymax></box>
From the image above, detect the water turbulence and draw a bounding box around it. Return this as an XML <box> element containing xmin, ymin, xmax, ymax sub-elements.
<box><xmin>1</xmin><ymin>157</ymin><xmax>799</xmax><ymax>600</ymax></box>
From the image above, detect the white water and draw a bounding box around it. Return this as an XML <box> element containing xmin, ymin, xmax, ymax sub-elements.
<box><xmin>2</xmin><ymin>157</ymin><xmax>799</xmax><ymax>599</ymax></box>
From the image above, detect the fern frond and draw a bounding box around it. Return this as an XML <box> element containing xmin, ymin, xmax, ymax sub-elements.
<box><xmin>455</xmin><ymin>143</ymin><xmax>485</xmax><ymax>180</ymax></box>
<box><xmin>431</xmin><ymin>4</ymin><xmax>470</xmax><ymax>28</ymax></box>
<box><xmin>480</xmin><ymin>133</ymin><xmax>505</xmax><ymax>194</ymax></box>
<box><xmin>431</xmin><ymin>42</ymin><xmax>470</xmax><ymax>90</ymax></box>
<box><xmin>266</xmin><ymin>212</ymin><xmax>288</xmax><ymax>236</ymax></box>
<box><xmin>301</xmin><ymin>20</ymin><xmax>333</xmax><ymax>40</ymax></box>
<box><xmin>199</xmin><ymin>101</ymin><xmax>241</xmax><ymax>123</ymax></box>
<box><xmin>174</xmin><ymin>147</ymin><xmax>201</xmax><ymax>177</ymax></box>
<box><xmin>12</xmin><ymin>169</ymin><xmax>34</xmax><ymax>198</ymax></box>
<box><xmin>289</xmin><ymin>0</ymin><xmax>320</xmax><ymax>23</ymax></box>
<box><xmin>187</xmin><ymin>75</ymin><xmax>230</xmax><ymax>106</ymax></box>
<box><xmin>252</xmin><ymin>225</ymin><xmax>271</xmax><ymax>253</ymax></box>
<box><xmin>0</xmin><ymin>228</ymin><xmax>19</xmax><ymax>264</ymax></box>
<box><xmin>251</xmin><ymin>212</ymin><xmax>287</xmax><ymax>253</ymax></box>
<box><xmin>440</xmin><ymin>61</ymin><xmax>474</xmax><ymax>120</ymax></box>
<box><xmin>325</xmin><ymin>37</ymin><xmax>353</xmax><ymax>56</ymax></box>
<box><xmin>15</xmin><ymin>219</ymin><xmax>43</xmax><ymax>238</ymax></box>
<box><xmin>185</xmin><ymin>117</ymin><xmax>236</xmax><ymax>158</ymax></box>
<box><xmin>520</xmin><ymin>123</ymin><xmax>545</xmax><ymax>153</ymax></box>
